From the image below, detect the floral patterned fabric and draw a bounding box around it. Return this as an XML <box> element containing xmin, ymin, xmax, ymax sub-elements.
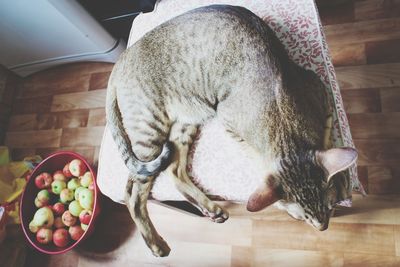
<box><xmin>97</xmin><ymin>0</ymin><xmax>364</xmax><ymax>205</ymax></box>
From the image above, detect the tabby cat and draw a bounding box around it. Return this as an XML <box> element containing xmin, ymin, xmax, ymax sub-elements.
<box><xmin>106</xmin><ymin>5</ymin><xmax>357</xmax><ymax>257</ymax></box>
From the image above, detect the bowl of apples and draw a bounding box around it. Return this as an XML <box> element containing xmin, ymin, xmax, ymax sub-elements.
<box><xmin>20</xmin><ymin>151</ymin><xmax>101</xmax><ymax>254</ymax></box>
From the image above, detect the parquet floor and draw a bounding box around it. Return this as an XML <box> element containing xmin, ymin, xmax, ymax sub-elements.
<box><xmin>2</xmin><ymin>0</ymin><xmax>399</xmax><ymax>266</ymax></box>
<box><xmin>24</xmin><ymin>195</ymin><xmax>400</xmax><ymax>267</ymax></box>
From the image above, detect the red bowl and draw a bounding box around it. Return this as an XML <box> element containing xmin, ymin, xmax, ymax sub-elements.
<box><xmin>20</xmin><ymin>151</ymin><xmax>101</xmax><ymax>254</ymax></box>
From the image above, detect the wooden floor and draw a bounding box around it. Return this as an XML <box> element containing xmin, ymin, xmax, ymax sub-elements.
<box><xmin>1</xmin><ymin>0</ymin><xmax>399</xmax><ymax>266</ymax></box>
<box><xmin>24</xmin><ymin>195</ymin><xmax>400</xmax><ymax>267</ymax></box>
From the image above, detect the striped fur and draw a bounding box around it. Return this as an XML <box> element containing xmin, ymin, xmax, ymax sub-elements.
<box><xmin>106</xmin><ymin>5</ymin><xmax>354</xmax><ymax>256</ymax></box>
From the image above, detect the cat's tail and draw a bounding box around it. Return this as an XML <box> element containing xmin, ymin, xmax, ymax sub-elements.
<box><xmin>105</xmin><ymin>82</ymin><xmax>173</xmax><ymax>178</ymax></box>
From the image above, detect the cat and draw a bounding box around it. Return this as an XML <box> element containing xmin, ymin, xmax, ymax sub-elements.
<box><xmin>106</xmin><ymin>5</ymin><xmax>357</xmax><ymax>257</ymax></box>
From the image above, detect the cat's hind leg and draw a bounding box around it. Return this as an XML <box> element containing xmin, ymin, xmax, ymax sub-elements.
<box><xmin>125</xmin><ymin>174</ymin><xmax>171</xmax><ymax>257</ymax></box>
<box><xmin>166</xmin><ymin>123</ymin><xmax>229</xmax><ymax>223</ymax></box>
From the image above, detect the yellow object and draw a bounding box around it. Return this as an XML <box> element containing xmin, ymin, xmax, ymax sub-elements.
<box><xmin>0</xmin><ymin>147</ymin><xmax>10</xmax><ymax>166</ymax></box>
<box><xmin>0</xmin><ymin>147</ymin><xmax>42</xmax><ymax>225</ymax></box>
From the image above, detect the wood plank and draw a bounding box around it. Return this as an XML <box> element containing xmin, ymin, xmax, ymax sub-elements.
<box><xmin>381</xmin><ymin>87</ymin><xmax>400</xmax><ymax>112</ymax></box>
<box><xmin>348</xmin><ymin>113</ymin><xmax>400</xmax><ymax>139</ymax></box>
<box><xmin>147</xmin><ymin>202</ymin><xmax>252</xmax><ymax>247</ymax></box>
<box><xmin>324</xmin><ymin>17</ymin><xmax>400</xmax><ymax>46</ymax></box>
<box><xmin>332</xmin><ymin>195</ymin><xmax>400</xmax><ymax>225</ymax></box>
<box><xmin>336</xmin><ymin>63</ymin><xmax>400</xmax><ymax>90</ymax></box>
<box><xmin>19</xmin><ymin>74</ymin><xmax>90</xmax><ymax>99</ymax></box>
<box><xmin>396</xmin><ymin>225</ymin><xmax>400</xmax><ymax>256</ymax></box>
<box><xmin>252</xmin><ymin>249</ymin><xmax>343</xmax><ymax>267</ymax></box>
<box><xmin>35</xmin><ymin>146</ymin><xmax>95</xmax><ymax>165</ymax></box>
<box><xmin>10</xmin><ymin>148</ymin><xmax>36</xmax><ymax>161</ymax></box>
<box><xmin>341</xmin><ymin>88</ymin><xmax>381</xmax><ymax>113</ymax></box>
<box><xmin>329</xmin><ymin>43</ymin><xmax>366</xmax><ymax>66</ymax></box>
<box><xmin>8</xmin><ymin>114</ymin><xmax>37</xmax><ymax>131</ymax></box>
<box><xmin>11</xmin><ymin>95</ymin><xmax>52</xmax><ymax>115</ymax></box>
<box><xmin>87</xmin><ymin>108</ymin><xmax>106</xmax><ymax>127</ymax></box>
<box><xmin>343</xmin><ymin>252</ymin><xmax>400</xmax><ymax>267</ymax></box>
<box><xmin>318</xmin><ymin>0</ymin><xmax>354</xmax><ymax>26</ymax></box>
<box><xmin>5</xmin><ymin>129</ymin><xmax>62</xmax><ymax>148</ymax></box>
<box><xmin>51</xmin><ymin>90</ymin><xmax>106</xmax><ymax>112</ymax></box>
<box><xmin>354</xmin><ymin>139</ymin><xmax>400</xmax><ymax>166</ymax></box>
<box><xmin>357</xmin><ymin>165</ymin><xmax>368</xmax><ymax>193</ymax></box>
<box><xmin>355</xmin><ymin>0</ymin><xmax>400</xmax><ymax>21</ymax></box>
<box><xmin>18</xmin><ymin>63</ymin><xmax>113</xmax><ymax>99</ymax></box>
<box><xmin>368</xmin><ymin>166</ymin><xmax>400</xmax><ymax>194</ymax></box>
<box><xmin>89</xmin><ymin>72</ymin><xmax>111</xmax><ymax>91</ymax></box>
<box><xmin>35</xmin><ymin>110</ymin><xmax>89</xmax><ymax>130</ymax></box>
<box><xmin>60</xmin><ymin>126</ymin><xmax>105</xmax><ymax>147</ymax></box>
<box><xmin>253</xmin><ymin>220</ymin><xmax>396</xmax><ymax>256</ymax></box>
<box><xmin>231</xmin><ymin>246</ymin><xmax>252</xmax><ymax>267</ymax></box>
<box><xmin>366</xmin><ymin>39</ymin><xmax>400</xmax><ymax>64</ymax></box>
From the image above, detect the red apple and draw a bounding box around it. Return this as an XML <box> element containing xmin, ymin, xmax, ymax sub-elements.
<box><xmin>36</xmin><ymin>228</ymin><xmax>53</xmax><ymax>244</ymax></box>
<box><xmin>78</xmin><ymin>210</ymin><xmax>92</xmax><ymax>225</ymax></box>
<box><xmin>34</xmin><ymin>172</ymin><xmax>53</xmax><ymax>189</ymax></box>
<box><xmin>54</xmin><ymin>217</ymin><xmax>65</xmax><ymax>228</ymax></box>
<box><xmin>68</xmin><ymin>225</ymin><xmax>85</xmax><ymax>241</ymax></box>
<box><xmin>61</xmin><ymin>211</ymin><xmax>77</xmax><ymax>227</ymax></box>
<box><xmin>52</xmin><ymin>202</ymin><xmax>65</xmax><ymax>216</ymax></box>
<box><xmin>53</xmin><ymin>228</ymin><xmax>69</xmax><ymax>247</ymax></box>
<box><xmin>63</xmin><ymin>163</ymin><xmax>73</xmax><ymax>178</ymax></box>
<box><xmin>68</xmin><ymin>159</ymin><xmax>87</xmax><ymax>177</ymax></box>
<box><xmin>53</xmin><ymin>170</ymin><xmax>67</xmax><ymax>182</ymax></box>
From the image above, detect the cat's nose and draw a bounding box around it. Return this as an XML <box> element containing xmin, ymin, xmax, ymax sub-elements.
<box><xmin>311</xmin><ymin>219</ymin><xmax>328</xmax><ymax>231</ymax></box>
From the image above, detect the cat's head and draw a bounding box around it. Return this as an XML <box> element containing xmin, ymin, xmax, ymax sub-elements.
<box><xmin>247</xmin><ymin>147</ymin><xmax>357</xmax><ymax>231</ymax></box>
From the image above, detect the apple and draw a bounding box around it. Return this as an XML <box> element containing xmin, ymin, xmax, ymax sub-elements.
<box><xmin>68</xmin><ymin>225</ymin><xmax>84</xmax><ymax>241</ymax></box>
<box><xmin>52</xmin><ymin>202</ymin><xmax>65</xmax><ymax>216</ymax></box>
<box><xmin>69</xmin><ymin>200</ymin><xmax>83</xmax><ymax>217</ymax></box>
<box><xmin>51</xmin><ymin>180</ymin><xmax>66</xmax><ymax>195</ymax></box>
<box><xmin>36</xmin><ymin>228</ymin><xmax>53</xmax><ymax>244</ymax></box>
<box><xmin>60</xmin><ymin>189</ymin><xmax>74</xmax><ymax>204</ymax></box>
<box><xmin>32</xmin><ymin>207</ymin><xmax>54</xmax><ymax>228</ymax></box>
<box><xmin>78</xmin><ymin>188</ymin><xmax>94</xmax><ymax>210</ymax></box>
<box><xmin>79</xmin><ymin>210</ymin><xmax>92</xmax><ymax>225</ymax></box>
<box><xmin>54</xmin><ymin>217</ymin><xmax>65</xmax><ymax>228</ymax></box>
<box><xmin>81</xmin><ymin>223</ymin><xmax>88</xmax><ymax>231</ymax></box>
<box><xmin>53</xmin><ymin>228</ymin><xmax>69</xmax><ymax>247</ymax></box>
<box><xmin>61</xmin><ymin>211</ymin><xmax>77</xmax><ymax>227</ymax></box>
<box><xmin>80</xmin><ymin>172</ymin><xmax>93</xmax><ymax>188</ymax></box>
<box><xmin>53</xmin><ymin>170</ymin><xmax>67</xmax><ymax>182</ymax></box>
<box><xmin>37</xmin><ymin>189</ymin><xmax>50</xmax><ymax>203</ymax></box>
<box><xmin>63</xmin><ymin>163</ymin><xmax>73</xmax><ymax>178</ymax></box>
<box><xmin>69</xmin><ymin>159</ymin><xmax>87</xmax><ymax>177</ymax></box>
<box><xmin>88</xmin><ymin>182</ymin><xmax>95</xmax><ymax>191</ymax></box>
<box><xmin>29</xmin><ymin>220</ymin><xmax>40</xmax><ymax>233</ymax></box>
<box><xmin>34</xmin><ymin>172</ymin><xmax>53</xmax><ymax>189</ymax></box>
<box><xmin>67</xmin><ymin>178</ymin><xmax>81</xmax><ymax>191</ymax></box>
<box><xmin>74</xmin><ymin>186</ymin><xmax>85</xmax><ymax>200</ymax></box>
<box><xmin>34</xmin><ymin>197</ymin><xmax>46</xmax><ymax>208</ymax></box>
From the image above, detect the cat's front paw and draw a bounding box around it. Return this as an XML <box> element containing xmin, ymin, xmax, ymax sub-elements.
<box><xmin>203</xmin><ymin>205</ymin><xmax>229</xmax><ymax>223</ymax></box>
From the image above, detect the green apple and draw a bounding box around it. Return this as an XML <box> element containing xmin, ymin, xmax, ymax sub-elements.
<box><xmin>51</xmin><ymin>180</ymin><xmax>66</xmax><ymax>195</ymax></box>
<box><xmin>29</xmin><ymin>220</ymin><xmax>40</xmax><ymax>233</ymax></box>
<box><xmin>69</xmin><ymin>200</ymin><xmax>83</xmax><ymax>217</ymax></box>
<box><xmin>32</xmin><ymin>207</ymin><xmax>54</xmax><ymax>228</ymax></box>
<box><xmin>60</xmin><ymin>188</ymin><xmax>74</xmax><ymax>204</ymax></box>
<box><xmin>80</xmin><ymin>172</ymin><xmax>93</xmax><ymax>188</ymax></box>
<box><xmin>74</xmin><ymin>186</ymin><xmax>85</xmax><ymax>200</ymax></box>
<box><xmin>67</xmin><ymin>178</ymin><xmax>80</xmax><ymax>191</ymax></box>
<box><xmin>34</xmin><ymin>197</ymin><xmax>45</xmax><ymax>208</ymax></box>
<box><xmin>37</xmin><ymin>189</ymin><xmax>50</xmax><ymax>203</ymax></box>
<box><xmin>81</xmin><ymin>223</ymin><xmax>88</xmax><ymax>231</ymax></box>
<box><xmin>78</xmin><ymin>188</ymin><xmax>94</xmax><ymax>210</ymax></box>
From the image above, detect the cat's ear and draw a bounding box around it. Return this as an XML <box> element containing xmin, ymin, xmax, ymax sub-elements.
<box><xmin>316</xmin><ymin>147</ymin><xmax>358</xmax><ymax>181</ymax></box>
<box><xmin>247</xmin><ymin>175</ymin><xmax>280</xmax><ymax>212</ymax></box>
